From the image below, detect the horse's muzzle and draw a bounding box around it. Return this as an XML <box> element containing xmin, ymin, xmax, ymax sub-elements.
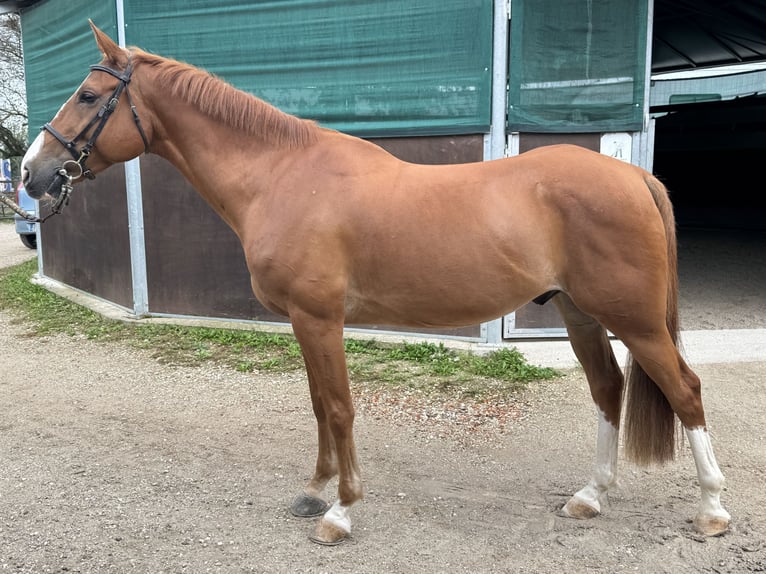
<box><xmin>23</xmin><ymin>171</ymin><xmax>59</xmax><ymax>201</ymax></box>
<box><xmin>22</xmin><ymin>163</ymin><xmax>72</xmax><ymax>201</ymax></box>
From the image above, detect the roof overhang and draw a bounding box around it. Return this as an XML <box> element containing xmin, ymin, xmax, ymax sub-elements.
<box><xmin>652</xmin><ymin>0</ymin><xmax>766</xmax><ymax>73</ymax></box>
<box><xmin>0</xmin><ymin>0</ymin><xmax>38</xmax><ymax>15</ymax></box>
<box><xmin>4</xmin><ymin>0</ymin><xmax>766</xmax><ymax>75</ymax></box>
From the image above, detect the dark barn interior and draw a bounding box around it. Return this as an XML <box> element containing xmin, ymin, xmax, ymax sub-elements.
<box><xmin>653</xmin><ymin>95</ymin><xmax>766</xmax><ymax>230</ymax></box>
<box><xmin>652</xmin><ymin>0</ymin><xmax>766</xmax><ymax>231</ymax></box>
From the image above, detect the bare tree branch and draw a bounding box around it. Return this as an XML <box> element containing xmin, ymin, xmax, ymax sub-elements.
<box><xmin>0</xmin><ymin>12</ymin><xmax>28</xmax><ymax>170</ymax></box>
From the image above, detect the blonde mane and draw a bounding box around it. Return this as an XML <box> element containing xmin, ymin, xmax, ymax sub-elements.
<box><xmin>130</xmin><ymin>49</ymin><xmax>318</xmax><ymax>149</ymax></box>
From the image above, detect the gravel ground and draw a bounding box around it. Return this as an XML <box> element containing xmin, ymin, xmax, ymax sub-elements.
<box><xmin>1</xmin><ymin>222</ymin><xmax>765</xmax><ymax>573</ymax></box>
<box><xmin>0</xmin><ymin>222</ymin><xmax>36</xmax><ymax>269</ymax></box>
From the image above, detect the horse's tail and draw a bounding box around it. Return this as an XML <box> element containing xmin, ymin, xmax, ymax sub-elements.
<box><xmin>623</xmin><ymin>174</ymin><xmax>680</xmax><ymax>466</ymax></box>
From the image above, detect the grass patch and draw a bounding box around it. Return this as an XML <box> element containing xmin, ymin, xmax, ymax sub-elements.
<box><xmin>0</xmin><ymin>260</ymin><xmax>560</xmax><ymax>399</ymax></box>
<box><xmin>0</xmin><ymin>260</ymin><xmax>126</xmax><ymax>338</ymax></box>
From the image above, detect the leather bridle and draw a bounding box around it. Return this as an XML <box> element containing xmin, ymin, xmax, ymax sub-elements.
<box><xmin>43</xmin><ymin>55</ymin><xmax>150</xmax><ymax>183</ymax></box>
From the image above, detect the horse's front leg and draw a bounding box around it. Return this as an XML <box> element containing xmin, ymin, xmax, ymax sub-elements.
<box><xmin>290</xmin><ymin>309</ymin><xmax>363</xmax><ymax>545</ymax></box>
<box><xmin>289</xmin><ymin>363</ymin><xmax>337</xmax><ymax>518</ymax></box>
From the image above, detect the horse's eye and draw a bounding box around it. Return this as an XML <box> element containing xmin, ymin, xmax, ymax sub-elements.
<box><xmin>78</xmin><ymin>91</ymin><xmax>98</xmax><ymax>104</ymax></box>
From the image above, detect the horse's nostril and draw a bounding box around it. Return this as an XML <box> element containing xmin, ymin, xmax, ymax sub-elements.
<box><xmin>22</xmin><ymin>168</ymin><xmax>29</xmax><ymax>185</ymax></box>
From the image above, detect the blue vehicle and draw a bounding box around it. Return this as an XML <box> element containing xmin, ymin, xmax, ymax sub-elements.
<box><xmin>14</xmin><ymin>182</ymin><xmax>37</xmax><ymax>249</ymax></box>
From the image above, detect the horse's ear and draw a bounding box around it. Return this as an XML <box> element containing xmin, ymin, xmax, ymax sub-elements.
<box><xmin>89</xmin><ymin>19</ymin><xmax>128</xmax><ymax>67</ymax></box>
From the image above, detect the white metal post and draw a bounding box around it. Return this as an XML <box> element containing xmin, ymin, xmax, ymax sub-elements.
<box><xmin>482</xmin><ymin>0</ymin><xmax>511</xmax><ymax>346</ymax></box>
<box><xmin>116</xmin><ymin>0</ymin><xmax>149</xmax><ymax>316</ymax></box>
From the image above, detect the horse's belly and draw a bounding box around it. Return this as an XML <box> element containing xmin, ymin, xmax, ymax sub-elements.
<box><xmin>343</xmin><ymin>282</ymin><xmax>539</xmax><ymax>328</ymax></box>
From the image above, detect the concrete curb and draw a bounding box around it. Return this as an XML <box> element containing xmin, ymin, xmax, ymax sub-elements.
<box><xmin>512</xmin><ymin>329</ymin><xmax>766</xmax><ymax>369</ymax></box>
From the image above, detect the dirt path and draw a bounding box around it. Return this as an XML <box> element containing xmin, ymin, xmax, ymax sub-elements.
<box><xmin>1</xmin><ymin>224</ymin><xmax>765</xmax><ymax>573</ymax></box>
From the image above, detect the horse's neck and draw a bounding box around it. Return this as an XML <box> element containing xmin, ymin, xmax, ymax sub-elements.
<box><xmin>148</xmin><ymin>96</ymin><xmax>283</xmax><ymax>231</ymax></box>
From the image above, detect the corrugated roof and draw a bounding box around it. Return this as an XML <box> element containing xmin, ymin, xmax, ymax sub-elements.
<box><xmin>653</xmin><ymin>0</ymin><xmax>766</xmax><ymax>72</ymax></box>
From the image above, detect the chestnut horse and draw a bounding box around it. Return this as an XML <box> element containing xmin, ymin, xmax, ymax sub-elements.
<box><xmin>21</xmin><ymin>23</ymin><xmax>730</xmax><ymax>544</ymax></box>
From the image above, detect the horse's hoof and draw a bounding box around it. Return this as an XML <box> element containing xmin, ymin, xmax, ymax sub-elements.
<box><xmin>693</xmin><ymin>513</ymin><xmax>730</xmax><ymax>537</ymax></box>
<box><xmin>560</xmin><ymin>496</ymin><xmax>600</xmax><ymax>520</ymax></box>
<box><xmin>308</xmin><ymin>518</ymin><xmax>350</xmax><ymax>546</ymax></box>
<box><xmin>290</xmin><ymin>493</ymin><xmax>330</xmax><ymax>518</ymax></box>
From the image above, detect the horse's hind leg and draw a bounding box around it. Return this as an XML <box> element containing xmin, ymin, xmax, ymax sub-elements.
<box><xmin>553</xmin><ymin>294</ymin><xmax>624</xmax><ymax>519</ymax></box>
<box><xmin>620</xmin><ymin>332</ymin><xmax>730</xmax><ymax>535</ymax></box>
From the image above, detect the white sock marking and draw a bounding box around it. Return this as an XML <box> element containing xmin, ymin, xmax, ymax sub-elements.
<box><xmin>571</xmin><ymin>410</ymin><xmax>619</xmax><ymax>511</ymax></box>
<box><xmin>323</xmin><ymin>499</ymin><xmax>352</xmax><ymax>534</ymax></box>
<box><xmin>686</xmin><ymin>426</ymin><xmax>729</xmax><ymax>521</ymax></box>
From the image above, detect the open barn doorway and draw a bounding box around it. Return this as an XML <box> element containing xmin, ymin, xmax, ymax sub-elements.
<box><xmin>653</xmin><ymin>95</ymin><xmax>766</xmax><ymax>330</ymax></box>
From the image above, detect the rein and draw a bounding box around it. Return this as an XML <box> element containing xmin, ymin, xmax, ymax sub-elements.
<box><xmin>11</xmin><ymin>56</ymin><xmax>150</xmax><ymax>224</ymax></box>
<box><xmin>0</xmin><ymin>159</ymin><xmax>84</xmax><ymax>223</ymax></box>
<box><xmin>0</xmin><ymin>183</ymin><xmax>70</xmax><ymax>224</ymax></box>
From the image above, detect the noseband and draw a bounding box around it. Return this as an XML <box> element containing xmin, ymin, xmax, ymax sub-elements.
<box><xmin>42</xmin><ymin>56</ymin><xmax>149</xmax><ymax>196</ymax></box>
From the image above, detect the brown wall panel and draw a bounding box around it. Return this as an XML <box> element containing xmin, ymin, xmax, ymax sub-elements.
<box><xmin>40</xmin><ymin>164</ymin><xmax>133</xmax><ymax>309</ymax></box>
<box><xmin>518</xmin><ymin>132</ymin><xmax>600</xmax><ymax>154</ymax></box>
<box><xmin>139</xmin><ymin>154</ymin><xmax>272</xmax><ymax>320</ymax></box>
<box><xmin>369</xmin><ymin>135</ymin><xmax>484</xmax><ymax>165</ymax></box>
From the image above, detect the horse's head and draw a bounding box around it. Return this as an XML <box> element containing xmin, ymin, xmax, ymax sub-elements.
<box><xmin>21</xmin><ymin>21</ymin><xmax>150</xmax><ymax>202</ymax></box>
